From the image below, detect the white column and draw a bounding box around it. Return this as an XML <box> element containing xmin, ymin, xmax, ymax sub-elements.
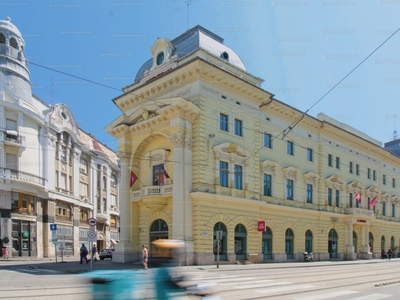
<box><xmin>183</xmin><ymin>135</ymin><xmax>194</xmax><ymax>264</ymax></box>
<box><xmin>113</xmin><ymin>153</ymin><xmax>133</xmax><ymax>263</ymax></box>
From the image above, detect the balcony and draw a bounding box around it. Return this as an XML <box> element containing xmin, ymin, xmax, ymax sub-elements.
<box><xmin>132</xmin><ymin>185</ymin><xmax>173</xmax><ymax>210</ymax></box>
<box><xmin>0</xmin><ymin>167</ymin><xmax>47</xmax><ymax>186</ymax></box>
<box><xmin>344</xmin><ymin>207</ymin><xmax>374</xmax><ymax>217</ymax></box>
<box><xmin>11</xmin><ymin>207</ymin><xmax>37</xmax><ymax>216</ymax></box>
<box><xmin>55</xmin><ymin>215</ymin><xmax>72</xmax><ymax>222</ymax></box>
<box><xmin>0</xmin><ymin>130</ymin><xmax>26</xmax><ymax>146</ymax></box>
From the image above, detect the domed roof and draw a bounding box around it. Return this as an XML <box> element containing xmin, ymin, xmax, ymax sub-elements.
<box><xmin>134</xmin><ymin>25</ymin><xmax>247</xmax><ymax>83</ymax></box>
<box><xmin>0</xmin><ymin>17</ymin><xmax>24</xmax><ymax>39</ymax></box>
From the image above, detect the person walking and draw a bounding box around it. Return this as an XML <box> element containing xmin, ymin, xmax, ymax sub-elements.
<box><xmin>80</xmin><ymin>243</ymin><xmax>89</xmax><ymax>264</ymax></box>
<box><xmin>387</xmin><ymin>248</ymin><xmax>393</xmax><ymax>260</ymax></box>
<box><xmin>142</xmin><ymin>245</ymin><xmax>148</xmax><ymax>270</ymax></box>
<box><xmin>92</xmin><ymin>244</ymin><xmax>97</xmax><ymax>261</ymax></box>
<box><xmin>2</xmin><ymin>246</ymin><xmax>8</xmax><ymax>259</ymax></box>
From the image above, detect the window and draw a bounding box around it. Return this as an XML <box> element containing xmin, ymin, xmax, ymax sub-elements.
<box><xmin>6</xmin><ymin>153</ymin><xmax>18</xmax><ymax>170</ymax></box>
<box><xmin>234</xmin><ymin>165</ymin><xmax>243</xmax><ymax>190</ymax></box>
<box><xmin>382</xmin><ymin>202</ymin><xmax>386</xmax><ymax>216</ymax></box>
<box><xmin>306</xmin><ymin>184</ymin><xmax>313</xmax><ymax>203</ymax></box>
<box><xmin>349</xmin><ymin>162</ymin><xmax>353</xmax><ymax>174</ymax></box>
<box><xmin>263</xmin><ymin>174</ymin><xmax>272</xmax><ymax>196</ymax></box>
<box><xmin>373</xmin><ymin>170</ymin><xmax>376</xmax><ymax>181</ymax></box>
<box><xmin>356</xmin><ymin>164</ymin><xmax>360</xmax><ymax>176</ymax></box>
<box><xmin>287</xmin><ymin>141</ymin><xmax>294</xmax><ymax>156</ymax></box>
<box><xmin>393</xmin><ymin>178</ymin><xmax>396</xmax><ymax>188</ymax></box>
<box><xmin>79</xmin><ymin>158</ymin><xmax>88</xmax><ymax>173</ymax></box>
<box><xmin>102</xmin><ymin>176</ymin><xmax>107</xmax><ymax>190</ymax></box>
<box><xmin>234</xmin><ymin>119</ymin><xmax>243</xmax><ymax>137</ymax></box>
<box><xmin>219</xmin><ymin>161</ymin><xmax>229</xmax><ymax>187</ymax></box>
<box><xmin>153</xmin><ymin>164</ymin><xmax>165</xmax><ymax>186</ymax></box>
<box><xmin>103</xmin><ymin>198</ymin><xmax>107</xmax><ymax>212</ymax></box>
<box><xmin>367</xmin><ymin>168</ymin><xmax>371</xmax><ymax>179</ymax></box>
<box><xmin>349</xmin><ymin>193</ymin><xmax>353</xmax><ymax>208</ymax></box>
<box><xmin>392</xmin><ymin>203</ymin><xmax>395</xmax><ymax>218</ymax></box>
<box><xmin>336</xmin><ymin>157</ymin><xmax>340</xmax><ymax>169</ymax></box>
<box><xmin>264</xmin><ymin>133</ymin><xmax>272</xmax><ymax>149</ymax></box>
<box><xmin>79</xmin><ymin>183</ymin><xmax>88</xmax><ymax>197</ymax></box>
<box><xmin>219</xmin><ymin>113</ymin><xmax>229</xmax><ymax>132</ymax></box>
<box><xmin>383</xmin><ymin>175</ymin><xmax>386</xmax><ymax>185</ymax></box>
<box><xmin>328</xmin><ymin>154</ymin><xmax>332</xmax><ymax>167</ymax></box>
<box><xmin>307</xmin><ymin>148</ymin><xmax>313</xmax><ymax>162</ymax></box>
<box><xmin>328</xmin><ymin>188</ymin><xmax>332</xmax><ymax>206</ymax></box>
<box><xmin>111</xmin><ymin>175</ymin><xmax>117</xmax><ymax>187</ymax></box>
<box><xmin>61</xmin><ymin>146</ymin><xmax>67</xmax><ymax>162</ymax></box>
<box><xmin>286</xmin><ymin>179</ymin><xmax>294</xmax><ymax>200</ymax></box>
<box><xmin>335</xmin><ymin>190</ymin><xmax>340</xmax><ymax>207</ymax></box>
<box><xmin>368</xmin><ymin>197</ymin><xmax>371</xmax><ymax>211</ymax></box>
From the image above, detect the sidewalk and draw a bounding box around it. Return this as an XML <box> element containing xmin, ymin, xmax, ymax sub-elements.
<box><xmin>0</xmin><ymin>256</ymin><xmax>396</xmax><ymax>275</ymax></box>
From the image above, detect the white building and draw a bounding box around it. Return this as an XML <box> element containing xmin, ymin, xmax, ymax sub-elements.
<box><xmin>0</xmin><ymin>17</ymin><xmax>120</xmax><ymax>258</ymax></box>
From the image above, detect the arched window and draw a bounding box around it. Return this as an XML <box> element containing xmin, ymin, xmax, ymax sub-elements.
<box><xmin>9</xmin><ymin>37</ymin><xmax>18</xmax><ymax>49</ymax></box>
<box><xmin>214</xmin><ymin>222</ymin><xmax>227</xmax><ymax>261</ymax></box>
<box><xmin>102</xmin><ymin>176</ymin><xmax>107</xmax><ymax>190</ymax></box>
<box><xmin>234</xmin><ymin>224</ymin><xmax>247</xmax><ymax>260</ymax></box>
<box><xmin>381</xmin><ymin>235</ymin><xmax>385</xmax><ymax>250</ymax></box>
<box><xmin>328</xmin><ymin>229</ymin><xmax>338</xmax><ymax>258</ymax></box>
<box><xmin>0</xmin><ymin>33</ymin><xmax>5</xmax><ymax>44</ymax></box>
<box><xmin>369</xmin><ymin>232</ymin><xmax>374</xmax><ymax>252</ymax></box>
<box><xmin>150</xmin><ymin>219</ymin><xmax>169</xmax><ymax>257</ymax></box>
<box><xmin>305</xmin><ymin>230</ymin><xmax>313</xmax><ymax>253</ymax></box>
<box><xmin>285</xmin><ymin>228</ymin><xmax>294</xmax><ymax>259</ymax></box>
<box><xmin>391</xmin><ymin>236</ymin><xmax>394</xmax><ymax>250</ymax></box>
<box><xmin>262</xmin><ymin>227</ymin><xmax>273</xmax><ymax>260</ymax></box>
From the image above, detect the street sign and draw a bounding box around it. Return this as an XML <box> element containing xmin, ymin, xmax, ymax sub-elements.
<box><xmin>51</xmin><ymin>232</ymin><xmax>57</xmax><ymax>242</ymax></box>
<box><xmin>89</xmin><ymin>226</ymin><xmax>96</xmax><ymax>232</ymax></box>
<box><xmin>50</xmin><ymin>224</ymin><xmax>57</xmax><ymax>231</ymax></box>
<box><xmin>87</xmin><ymin>231</ymin><xmax>97</xmax><ymax>242</ymax></box>
<box><xmin>87</xmin><ymin>218</ymin><xmax>98</xmax><ymax>226</ymax></box>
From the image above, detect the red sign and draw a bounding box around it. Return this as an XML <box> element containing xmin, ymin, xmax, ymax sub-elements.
<box><xmin>88</xmin><ymin>218</ymin><xmax>98</xmax><ymax>226</ymax></box>
<box><xmin>357</xmin><ymin>219</ymin><xmax>366</xmax><ymax>223</ymax></box>
<box><xmin>258</xmin><ymin>221</ymin><xmax>266</xmax><ymax>232</ymax></box>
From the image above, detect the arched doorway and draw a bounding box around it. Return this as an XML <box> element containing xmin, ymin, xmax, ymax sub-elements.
<box><xmin>369</xmin><ymin>232</ymin><xmax>374</xmax><ymax>252</ymax></box>
<box><xmin>353</xmin><ymin>231</ymin><xmax>358</xmax><ymax>253</ymax></box>
<box><xmin>305</xmin><ymin>230</ymin><xmax>313</xmax><ymax>254</ymax></box>
<box><xmin>381</xmin><ymin>235</ymin><xmax>385</xmax><ymax>250</ymax></box>
<box><xmin>285</xmin><ymin>228</ymin><xmax>294</xmax><ymax>259</ymax></box>
<box><xmin>262</xmin><ymin>227</ymin><xmax>273</xmax><ymax>260</ymax></box>
<box><xmin>149</xmin><ymin>219</ymin><xmax>168</xmax><ymax>257</ymax></box>
<box><xmin>234</xmin><ymin>224</ymin><xmax>247</xmax><ymax>260</ymax></box>
<box><xmin>328</xmin><ymin>229</ymin><xmax>338</xmax><ymax>258</ymax></box>
<box><xmin>214</xmin><ymin>222</ymin><xmax>227</xmax><ymax>261</ymax></box>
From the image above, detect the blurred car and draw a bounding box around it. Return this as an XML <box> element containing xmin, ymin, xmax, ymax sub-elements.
<box><xmin>99</xmin><ymin>248</ymin><xmax>114</xmax><ymax>260</ymax></box>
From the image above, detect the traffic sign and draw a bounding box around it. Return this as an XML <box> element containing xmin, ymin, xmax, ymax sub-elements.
<box><xmin>87</xmin><ymin>218</ymin><xmax>98</xmax><ymax>226</ymax></box>
<box><xmin>87</xmin><ymin>231</ymin><xmax>97</xmax><ymax>242</ymax></box>
<box><xmin>51</xmin><ymin>232</ymin><xmax>57</xmax><ymax>242</ymax></box>
<box><xmin>50</xmin><ymin>224</ymin><xmax>57</xmax><ymax>231</ymax></box>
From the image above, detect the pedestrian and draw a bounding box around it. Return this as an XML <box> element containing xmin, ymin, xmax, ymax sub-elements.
<box><xmin>80</xmin><ymin>243</ymin><xmax>89</xmax><ymax>264</ymax></box>
<box><xmin>387</xmin><ymin>248</ymin><xmax>393</xmax><ymax>260</ymax></box>
<box><xmin>142</xmin><ymin>245</ymin><xmax>148</xmax><ymax>270</ymax></box>
<box><xmin>381</xmin><ymin>249</ymin><xmax>387</xmax><ymax>260</ymax></box>
<box><xmin>2</xmin><ymin>246</ymin><xmax>8</xmax><ymax>259</ymax></box>
<box><xmin>92</xmin><ymin>244</ymin><xmax>97</xmax><ymax>261</ymax></box>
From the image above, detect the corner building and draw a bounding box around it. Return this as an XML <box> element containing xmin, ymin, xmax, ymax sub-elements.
<box><xmin>0</xmin><ymin>18</ymin><xmax>120</xmax><ymax>258</ymax></box>
<box><xmin>107</xmin><ymin>25</ymin><xmax>400</xmax><ymax>264</ymax></box>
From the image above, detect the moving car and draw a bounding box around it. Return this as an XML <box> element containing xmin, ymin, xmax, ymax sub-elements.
<box><xmin>99</xmin><ymin>248</ymin><xmax>114</xmax><ymax>260</ymax></box>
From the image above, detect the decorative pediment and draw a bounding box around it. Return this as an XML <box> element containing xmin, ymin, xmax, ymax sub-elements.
<box><xmin>366</xmin><ymin>186</ymin><xmax>380</xmax><ymax>194</ymax></box>
<box><xmin>303</xmin><ymin>172</ymin><xmax>320</xmax><ymax>184</ymax></box>
<box><xmin>282</xmin><ymin>166</ymin><xmax>301</xmax><ymax>179</ymax></box>
<box><xmin>347</xmin><ymin>181</ymin><xmax>365</xmax><ymax>191</ymax></box>
<box><xmin>260</xmin><ymin>160</ymin><xmax>281</xmax><ymax>174</ymax></box>
<box><xmin>214</xmin><ymin>143</ymin><xmax>249</xmax><ymax>158</ymax></box>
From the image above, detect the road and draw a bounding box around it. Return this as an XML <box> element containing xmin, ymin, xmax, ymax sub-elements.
<box><xmin>0</xmin><ymin>259</ymin><xmax>399</xmax><ymax>299</ymax></box>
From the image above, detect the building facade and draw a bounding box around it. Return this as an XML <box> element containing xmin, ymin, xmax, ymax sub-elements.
<box><xmin>0</xmin><ymin>17</ymin><xmax>120</xmax><ymax>258</ymax></box>
<box><xmin>107</xmin><ymin>25</ymin><xmax>400</xmax><ymax>265</ymax></box>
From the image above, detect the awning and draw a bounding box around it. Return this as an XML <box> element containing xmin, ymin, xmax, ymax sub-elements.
<box><xmin>6</xmin><ymin>130</ymin><xmax>17</xmax><ymax>136</ymax></box>
<box><xmin>110</xmin><ymin>239</ymin><xmax>118</xmax><ymax>244</ymax></box>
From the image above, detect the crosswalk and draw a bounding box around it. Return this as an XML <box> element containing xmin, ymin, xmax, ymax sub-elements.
<box><xmin>177</xmin><ymin>271</ymin><xmax>393</xmax><ymax>300</ymax></box>
<box><xmin>16</xmin><ymin>268</ymin><xmax>59</xmax><ymax>274</ymax></box>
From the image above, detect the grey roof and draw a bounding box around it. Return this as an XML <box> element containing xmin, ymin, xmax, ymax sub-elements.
<box><xmin>134</xmin><ymin>25</ymin><xmax>246</xmax><ymax>83</ymax></box>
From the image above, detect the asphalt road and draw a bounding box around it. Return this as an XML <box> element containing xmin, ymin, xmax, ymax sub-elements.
<box><xmin>0</xmin><ymin>257</ymin><xmax>399</xmax><ymax>299</ymax></box>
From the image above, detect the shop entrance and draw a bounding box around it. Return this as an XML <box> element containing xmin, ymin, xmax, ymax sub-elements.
<box><xmin>11</xmin><ymin>220</ymin><xmax>36</xmax><ymax>257</ymax></box>
<box><xmin>328</xmin><ymin>229</ymin><xmax>338</xmax><ymax>258</ymax></box>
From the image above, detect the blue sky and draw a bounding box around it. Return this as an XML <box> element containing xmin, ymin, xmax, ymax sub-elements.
<box><xmin>2</xmin><ymin>0</ymin><xmax>399</xmax><ymax>151</ymax></box>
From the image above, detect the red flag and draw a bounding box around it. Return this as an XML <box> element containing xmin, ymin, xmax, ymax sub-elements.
<box><xmin>130</xmin><ymin>171</ymin><xmax>138</xmax><ymax>188</ymax></box>
<box><xmin>368</xmin><ymin>196</ymin><xmax>377</xmax><ymax>207</ymax></box>
<box><xmin>355</xmin><ymin>192</ymin><xmax>361</xmax><ymax>202</ymax></box>
<box><xmin>162</xmin><ymin>165</ymin><xmax>170</xmax><ymax>179</ymax></box>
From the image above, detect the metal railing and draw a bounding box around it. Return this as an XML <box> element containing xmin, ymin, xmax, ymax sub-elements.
<box><xmin>132</xmin><ymin>184</ymin><xmax>173</xmax><ymax>199</ymax></box>
<box><xmin>0</xmin><ymin>131</ymin><xmax>26</xmax><ymax>145</ymax></box>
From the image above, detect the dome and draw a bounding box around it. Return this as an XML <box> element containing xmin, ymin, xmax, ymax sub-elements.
<box><xmin>134</xmin><ymin>25</ymin><xmax>247</xmax><ymax>83</ymax></box>
<box><xmin>0</xmin><ymin>17</ymin><xmax>24</xmax><ymax>43</ymax></box>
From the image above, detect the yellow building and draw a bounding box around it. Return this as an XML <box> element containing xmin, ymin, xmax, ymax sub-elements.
<box><xmin>106</xmin><ymin>26</ymin><xmax>400</xmax><ymax>264</ymax></box>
